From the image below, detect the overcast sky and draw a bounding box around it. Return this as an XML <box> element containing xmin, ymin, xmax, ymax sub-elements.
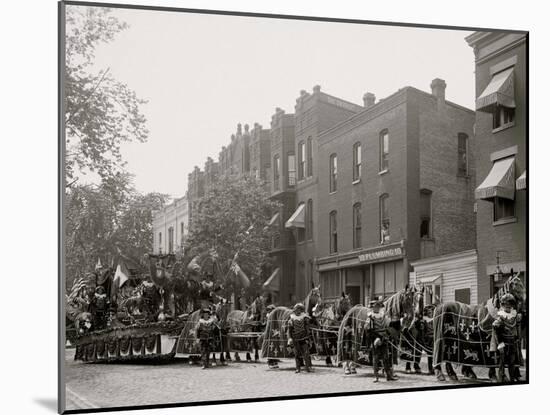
<box><xmin>75</xmin><ymin>5</ymin><xmax>476</xmax><ymax>199</ymax></box>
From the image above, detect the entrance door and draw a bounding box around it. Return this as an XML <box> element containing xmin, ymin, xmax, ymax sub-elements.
<box><xmin>346</xmin><ymin>286</ymin><xmax>361</xmax><ymax>306</ymax></box>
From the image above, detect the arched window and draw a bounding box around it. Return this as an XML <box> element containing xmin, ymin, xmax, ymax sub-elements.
<box><xmin>306</xmin><ymin>199</ymin><xmax>313</xmax><ymax>241</ymax></box>
<box><xmin>329</xmin><ymin>210</ymin><xmax>338</xmax><ymax>253</ymax></box>
<box><xmin>379</xmin><ymin>130</ymin><xmax>389</xmax><ymax>172</ymax></box>
<box><xmin>353</xmin><ymin>203</ymin><xmax>362</xmax><ymax>249</ymax></box>
<box><xmin>353</xmin><ymin>142</ymin><xmax>362</xmax><ymax>181</ymax></box>
<box><xmin>329</xmin><ymin>153</ymin><xmax>337</xmax><ymax>193</ymax></box>
<box><xmin>380</xmin><ymin>194</ymin><xmax>390</xmax><ymax>243</ymax></box>
<box><xmin>168</xmin><ymin>227</ymin><xmax>174</xmax><ymax>253</ymax></box>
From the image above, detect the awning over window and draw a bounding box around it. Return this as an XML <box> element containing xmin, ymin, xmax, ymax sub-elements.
<box><xmin>285</xmin><ymin>203</ymin><xmax>305</xmax><ymax>229</ymax></box>
<box><xmin>262</xmin><ymin>268</ymin><xmax>280</xmax><ymax>292</ymax></box>
<box><xmin>475</xmin><ymin>157</ymin><xmax>516</xmax><ymax>200</ymax></box>
<box><xmin>418</xmin><ymin>274</ymin><xmax>442</xmax><ymax>285</ymax></box>
<box><xmin>268</xmin><ymin>212</ymin><xmax>280</xmax><ymax>227</ymax></box>
<box><xmin>516</xmin><ymin>170</ymin><xmax>526</xmax><ymax>190</ymax></box>
<box><xmin>476</xmin><ymin>67</ymin><xmax>516</xmax><ymax>112</ymax></box>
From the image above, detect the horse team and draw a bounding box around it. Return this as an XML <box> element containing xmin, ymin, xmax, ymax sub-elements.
<box><xmin>191</xmin><ymin>273</ymin><xmax>525</xmax><ymax>384</ymax></box>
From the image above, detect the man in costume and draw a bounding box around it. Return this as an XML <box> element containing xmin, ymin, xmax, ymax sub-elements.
<box><xmin>287</xmin><ymin>303</ymin><xmax>313</xmax><ymax>373</ymax></box>
<box><xmin>196</xmin><ymin>308</ymin><xmax>216</xmax><ymax>369</ymax></box>
<box><xmin>90</xmin><ymin>286</ymin><xmax>109</xmax><ymax>330</ymax></box>
<box><xmin>491</xmin><ymin>293</ymin><xmax>521</xmax><ymax>382</ymax></box>
<box><xmin>420</xmin><ymin>304</ymin><xmax>435</xmax><ymax>375</ymax></box>
<box><xmin>264</xmin><ymin>304</ymin><xmax>280</xmax><ymax>369</ymax></box>
<box><xmin>367</xmin><ymin>300</ymin><xmax>398</xmax><ymax>382</ymax></box>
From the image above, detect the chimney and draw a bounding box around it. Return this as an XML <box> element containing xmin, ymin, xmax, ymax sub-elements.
<box><xmin>244</xmin><ymin>124</ymin><xmax>249</xmax><ymax>134</ymax></box>
<box><xmin>237</xmin><ymin>123</ymin><xmax>242</xmax><ymax>135</ymax></box>
<box><xmin>312</xmin><ymin>85</ymin><xmax>321</xmax><ymax>94</ymax></box>
<box><xmin>430</xmin><ymin>78</ymin><xmax>446</xmax><ymax>101</ymax></box>
<box><xmin>363</xmin><ymin>92</ymin><xmax>376</xmax><ymax>108</ymax></box>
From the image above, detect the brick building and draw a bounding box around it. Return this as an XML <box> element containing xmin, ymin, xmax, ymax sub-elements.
<box><xmin>466</xmin><ymin>31</ymin><xmax>527</xmax><ymax>301</ymax></box>
<box><xmin>152</xmin><ymin>195</ymin><xmax>189</xmax><ymax>255</ymax></box>
<box><xmin>315</xmin><ymin>80</ymin><xmax>476</xmax><ymax>305</ymax></box>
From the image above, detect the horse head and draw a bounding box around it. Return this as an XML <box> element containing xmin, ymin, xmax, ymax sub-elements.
<box><xmin>394</xmin><ymin>285</ymin><xmax>416</xmax><ymax>329</ymax></box>
<box><xmin>508</xmin><ymin>273</ymin><xmax>526</xmax><ymax>310</ymax></box>
<box><xmin>305</xmin><ymin>285</ymin><xmax>322</xmax><ymax>316</ymax></box>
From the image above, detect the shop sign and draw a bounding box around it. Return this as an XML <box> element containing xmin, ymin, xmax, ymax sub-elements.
<box><xmin>358</xmin><ymin>247</ymin><xmax>403</xmax><ymax>263</ymax></box>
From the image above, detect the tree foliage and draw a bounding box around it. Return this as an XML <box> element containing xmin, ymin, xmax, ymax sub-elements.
<box><xmin>64</xmin><ymin>6</ymin><xmax>148</xmax><ymax>185</ymax></box>
<box><xmin>184</xmin><ymin>175</ymin><xmax>280</xmax><ymax>297</ymax></box>
<box><xmin>65</xmin><ymin>172</ymin><xmax>169</xmax><ymax>290</ymax></box>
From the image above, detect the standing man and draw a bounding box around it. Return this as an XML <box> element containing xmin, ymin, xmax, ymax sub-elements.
<box><xmin>196</xmin><ymin>308</ymin><xmax>215</xmax><ymax>369</ymax></box>
<box><xmin>491</xmin><ymin>293</ymin><xmax>521</xmax><ymax>382</ymax></box>
<box><xmin>367</xmin><ymin>300</ymin><xmax>398</xmax><ymax>382</ymax></box>
<box><xmin>287</xmin><ymin>303</ymin><xmax>313</xmax><ymax>373</ymax></box>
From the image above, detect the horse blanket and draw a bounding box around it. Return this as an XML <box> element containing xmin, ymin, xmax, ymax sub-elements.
<box><xmin>336</xmin><ymin>305</ymin><xmax>373</xmax><ymax>366</ymax></box>
<box><xmin>433</xmin><ymin>302</ymin><xmax>505</xmax><ymax>367</ymax></box>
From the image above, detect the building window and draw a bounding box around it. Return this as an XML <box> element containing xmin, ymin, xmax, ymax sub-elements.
<box><xmin>379</xmin><ymin>130</ymin><xmax>389</xmax><ymax>172</ymax></box>
<box><xmin>307</xmin><ymin>137</ymin><xmax>313</xmax><ymax>177</ymax></box>
<box><xmin>297</xmin><ymin>202</ymin><xmax>306</xmax><ymax>243</ymax></box>
<box><xmin>420</xmin><ymin>189</ymin><xmax>432</xmax><ymax>238</ymax></box>
<box><xmin>329</xmin><ymin>153</ymin><xmax>337</xmax><ymax>193</ymax></box>
<box><xmin>380</xmin><ymin>194</ymin><xmax>390</xmax><ymax>243</ymax></box>
<box><xmin>287</xmin><ymin>152</ymin><xmax>296</xmax><ymax>187</ymax></box>
<box><xmin>353</xmin><ymin>142</ymin><xmax>362</xmax><ymax>182</ymax></box>
<box><xmin>493</xmin><ymin>105</ymin><xmax>515</xmax><ymax>130</ymax></box>
<box><xmin>329</xmin><ymin>210</ymin><xmax>338</xmax><ymax>253</ymax></box>
<box><xmin>353</xmin><ymin>203</ymin><xmax>362</xmax><ymax>249</ymax></box>
<box><xmin>158</xmin><ymin>232</ymin><xmax>162</xmax><ymax>253</ymax></box>
<box><xmin>273</xmin><ymin>155</ymin><xmax>280</xmax><ymax>191</ymax></box>
<box><xmin>493</xmin><ymin>197</ymin><xmax>515</xmax><ymax>222</ymax></box>
<box><xmin>308</xmin><ymin>259</ymin><xmax>314</xmax><ymax>288</ymax></box>
<box><xmin>458</xmin><ymin>133</ymin><xmax>468</xmax><ymax>176</ymax></box>
<box><xmin>306</xmin><ymin>199</ymin><xmax>313</xmax><ymax>241</ymax></box>
<box><xmin>298</xmin><ymin>141</ymin><xmax>306</xmax><ymax>180</ymax></box>
<box><xmin>168</xmin><ymin>227</ymin><xmax>174</xmax><ymax>253</ymax></box>
<box><xmin>184</xmin><ymin>222</ymin><xmax>189</xmax><ymax>249</ymax></box>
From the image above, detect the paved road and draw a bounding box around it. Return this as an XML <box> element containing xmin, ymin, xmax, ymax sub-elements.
<box><xmin>64</xmin><ymin>349</ymin><xmax>506</xmax><ymax>411</ymax></box>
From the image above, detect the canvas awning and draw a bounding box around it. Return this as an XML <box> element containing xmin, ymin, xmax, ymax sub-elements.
<box><xmin>285</xmin><ymin>204</ymin><xmax>305</xmax><ymax>229</ymax></box>
<box><xmin>268</xmin><ymin>212</ymin><xmax>280</xmax><ymax>227</ymax></box>
<box><xmin>418</xmin><ymin>274</ymin><xmax>442</xmax><ymax>285</ymax></box>
<box><xmin>262</xmin><ymin>268</ymin><xmax>280</xmax><ymax>292</ymax></box>
<box><xmin>476</xmin><ymin>67</ymin><xmax>516</xmax><ymax>112</ymax></box>
<box><xmin>516</xmin><ymin>170</ymin><xmax>526</xmax><ymax>190</ymax></box>
<box><xmin>475</xmin><ymin>157</ymin><xmax>516</xmax><ymax>200</ymax></box>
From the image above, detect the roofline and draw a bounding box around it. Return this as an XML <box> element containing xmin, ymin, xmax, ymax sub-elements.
<box><xmin>410</xmin><ymin>249</ymin><xmax>477</xmax><ymax>268</ymax></box>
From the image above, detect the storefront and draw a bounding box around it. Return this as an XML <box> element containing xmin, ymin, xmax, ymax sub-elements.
<box><xmin>317</xmin><ymin>241</ymin><xmax>408</xmax><ymax>306</ymax></box>
<box><xmin>410</xmin><ymin>249</ymin><xmax>478</xmax><ymax>305</ymax></box>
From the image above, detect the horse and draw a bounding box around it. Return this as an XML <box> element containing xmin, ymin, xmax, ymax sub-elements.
<box><xmin>312</xmin><ymin>292</ymin><xmax>352</xmax><ymax>366</ymax></box>
<box><xmin>402</xmin><ymin>286</ymin><xmax>429</xmax><ymax>374</ymax></box>
<box><xmin>260</xmin><ymin>286</ymin><xmax>323</xmax><ymax>367</ymax></box>
<box><xmin>225</xmin><ymin>295</ymin><xmax>267</xmax><ymax>362</ymax></box>
<box><xmin>336</xmin><ymin>286</ymin><xmax>419</xmax><ymax>374</ymax></box>
<box><xmin>432</xmin><ymin>273</ymin><xmax>526</xmax><ymax>382</ymax></box>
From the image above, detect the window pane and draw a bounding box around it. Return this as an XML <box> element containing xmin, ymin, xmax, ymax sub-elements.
<box><xmin>288</xmin><ymin>153</ymin><xmax>296</xmax><ymax>186</ymax></box>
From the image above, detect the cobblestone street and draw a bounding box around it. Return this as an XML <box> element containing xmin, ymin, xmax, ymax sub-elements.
<box><xmin>64</xmin><ymin>349</ymin><xmax>502</xmax><ymax>411</ymax></box>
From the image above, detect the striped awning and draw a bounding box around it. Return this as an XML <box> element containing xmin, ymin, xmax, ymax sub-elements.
<box><xmin>419</xmin><ymin>274</ymin><xmax>442</xmax><ymax>284</ymax></box>
<box><xmin>475</xmin><ymin>157</ymin><xmax>516</xmax><ymax>200</ymax></box>
<box><xmin>262</xmin><ymin>268</ymin><xmax>280</xmax><ymax>292</ymax></box>
<box><xmin>285</xmin><ymin>203</ymin><xmax>305</xmax><ymax>229</ymax></box>
<box><xmin>516</xmin><ymin>170</ymin><xmax>526</xmax><ymax>190</ymax></box>
<box><xmin>476</xmin><ymin>67</ymin><xmax>515</xmax><ymax>112</ymax></box>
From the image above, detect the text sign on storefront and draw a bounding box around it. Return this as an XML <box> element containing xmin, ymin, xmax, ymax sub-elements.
<box><xmin>358</xmin><ymin>247</ymin><xmax>403</xmax><ymax>263</ymax></box>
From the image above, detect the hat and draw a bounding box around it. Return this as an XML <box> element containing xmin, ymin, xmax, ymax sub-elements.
<box><xmin>201</xmin><ymin>308</ymin><xmax>212</xmax><ymax>315</ymax></box>
<box><xmin>266</xmin><ymin>304</ymin><xmax>276</xmax><ymax>311</ymax></box>
<box><xmin>423</xmin><ymin>304</ymin><xmax>436</xmax><ymax>315</ymax></box>
<box><xmin>293</xmin><ymin>303</ymin><xmax>305</xmax><ymax>312</ymax></box>
<box><xmin>370</xmin><ymin>299</ymin><xmax>384</xmax><ymax>308</ymax></box>
<box><xmin>500</xmin><ymin>293</ymin><xmax>516</xmax><ymax>306</ymax></box>
<box><xmin>95</xmin><ymin>286</ymin><xmax>105</xmax><ymax>294</ymax></box>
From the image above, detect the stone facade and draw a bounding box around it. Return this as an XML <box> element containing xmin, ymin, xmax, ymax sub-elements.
<box><xmin>152</xmin><ymin>195</ymin><xmax>189</xmax><ymax>255</ymax></box>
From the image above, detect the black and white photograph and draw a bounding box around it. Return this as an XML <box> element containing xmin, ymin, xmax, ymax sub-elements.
<box><xmin>58</xmin><ymin>1</ymin><xmax>528</xmax><ymax>413</ymax></box>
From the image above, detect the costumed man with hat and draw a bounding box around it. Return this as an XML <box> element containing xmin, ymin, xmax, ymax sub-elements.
<box><xmin>196</xmin><ymin>308</ymin><xmax>216</xmax><ymax>369</ymax></box>
<box><xmin>491</xmin><ymin>293</ymin><xmax>521</xmax><ymax>382</ymax></box>
<box><xmin>90</xmin><ymin>286</ymin><xmax>109</xmax><ymax>331</ymax></box>
<box><xmin>287</xmin><ymin>303</ymin><xmax>313</xmax><ymax>373</ymax></box>
<box><xmin>367</xmin><ymin>299</ymin><xmax>398</xmax><ymax>382</ymax></box>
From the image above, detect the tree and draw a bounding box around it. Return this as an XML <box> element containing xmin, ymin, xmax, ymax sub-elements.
<box><xmin>64</xmin><ymin>6</ymin><xmax>148</xmax><ymax>186</ymax></box>
<box><xmin>184</xmin><ymin>175</ymin><xmax>280</xmax><ymax>297</ymax></box>
<box><xmin>65</xmin><ymin>173</ymin><xmax>169</xmax><ymax>290</ymax></box>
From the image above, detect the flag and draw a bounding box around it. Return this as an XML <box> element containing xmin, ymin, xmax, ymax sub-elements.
<box><xmin>112</xmin><ymin>262</ymin><xmax>130</xmax><ymax>297</ymax></box>
<box><xmin>231</xmin><ymin>261</ymin><xmax>250</xmax><ymax>288</ymax></box>
<box><xmin>95</xmin><ymin>258</ymin><xmax>103</xmax><ymax>271</ymax></box>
